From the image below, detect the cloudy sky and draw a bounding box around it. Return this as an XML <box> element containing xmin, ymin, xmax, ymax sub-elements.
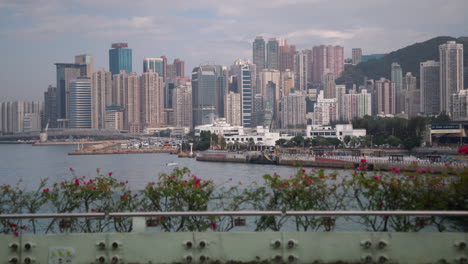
<box><xmin>1</xmin><ymin>0</ymin><xmax>467</xmax><ymax>100</ymax></box>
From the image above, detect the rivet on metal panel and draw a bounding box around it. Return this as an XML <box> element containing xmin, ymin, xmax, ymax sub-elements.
<box><xmin>287</xmin><ymin>240</ymin><xmax>297</xmax><ymax>249</ymax></box>
<box><xmin>24</xmin><ymin>257</ymin><xmax>33</xmax><ymax>264</ymax></box>
<box><xmin>454</xmin><ymin>241</ymin><xmax>467</xmax><ymax>250</ymax></box>
<box><xmin>9</xmin><ymin>243</ymin><xmax>19</xmax><ymax>250</ymax></box>
<box><xmin>112</xmin><ymin>242</ymin><xmax>120</xmax><ymax>249</ymax></box>
<box><xmin>184</xmin><ymin>241</ymin><xmax>193</xmax><ymax>248</ymax></box>
<box><xmin>287</xmin><ymin>255</ymin><xmax>297</xmax><ymax>262</ymax></box>
<box><xmin>97</xmin><ymin>256</ymin><xmax>106</xmax><ymax>263</ymax></box>
<box><xmin>111</xmin><ymin>256</ymin><xmax>120</xmax><ymax>264</ymax></box>
<box><xmin>97</xmin><ymin>241</ymin><xmax>106</xmax><ymax>249</ymax></box>
<box><xmin>360</xmin><ymin>240</ymin><xmax>372</xmax><ymax>249</ymax></box>
<box><xmin>24</xmin><ymin>242</ymin><xmax>34</xmax><ymax>250</ymax></box>
<box><xmin>378</xmin><ymin>255</ymin><xmax>389</xmax><ymax>263</ymax></box>
<box><xmin>378</xmin><ymin>240</ymin><xmax>388</xmax><ymax>249</ymax></box>
<box><xmin>184</xmin><ymin>255</ymin><xmax>193</xmax><ymax>263</ymax></box>
<box><xmin>456</xmin><ymin>257</ymin><xmax>467</xmax><ymax>264</ymax></box>
<box><xmin>361</xmin><ymin>255</ymin><xmax>372</xmax><ymax>263</ymax></box>
<box><xmin>198</xmin><ymin>240</ymin><xmax>207</xmax><ymax>249</ymax></box>
<box><xmin>439</xmin><ymin>258</ymin><xmax>448</xmax><ymax>264</ymax></box>
<box><xmin>8</xmin><ymin>257</ymin><xmax>18</xmax><ymax>264</ymax></box>
<box><xmin>271</xmin><ymin>240</ymin><xmax>281</xmax><ymax>248</ymax></box>
<box><xmin>199</xmin><ymin>255</ymin><xmax>207</xmax><ymax>262</ymax></box>
<box><xmin>272</xmin><ymin>255</ymin><xmax>282</xmax><ymax>262</ymax></box>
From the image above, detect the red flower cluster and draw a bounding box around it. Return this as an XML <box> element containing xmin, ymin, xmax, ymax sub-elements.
<box><xmin>391</xmin><ymin>168</ymin><xmax>400</xmax><ymax>174</ymax></box>
<box><xmin>458</xmin><ymin>146</ymin><xmax>468</xmax><ymax>155</ymax></box>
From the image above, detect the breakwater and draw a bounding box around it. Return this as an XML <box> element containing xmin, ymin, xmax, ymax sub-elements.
<box><xmin>196</xmin><ymin>151</ymin><xmax>467</xmax><ymax>173</ymax></box>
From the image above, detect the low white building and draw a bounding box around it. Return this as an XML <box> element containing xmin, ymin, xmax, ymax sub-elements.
<box><xmin>224</xmin><ymin>126</ymin><xmax>291</xmax><ymax>147</ymax></box>
<box><xmin>305</xmin><ymin>124</ymin><xmax>366</xmax><ymax>141</ymax></box>
<box><xmin>194</xmin><ymin>118</ymin><xmax>244</xmax><ymax>137</ymax></box>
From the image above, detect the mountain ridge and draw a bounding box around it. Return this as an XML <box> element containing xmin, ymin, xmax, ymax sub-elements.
<box><xmin>337</xmin><ymin>36</ymin><xmax>468</xmax><ymax>86</ymax></box>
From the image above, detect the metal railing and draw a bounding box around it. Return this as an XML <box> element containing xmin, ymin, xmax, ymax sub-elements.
<box><xmin>1</xmin><ymin>210</ymin><xmax>467</xmax><ymax>219</ymax></box>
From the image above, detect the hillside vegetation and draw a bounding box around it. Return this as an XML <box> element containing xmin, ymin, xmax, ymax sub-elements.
<box><xmin>337</xmin><ymin>36</ymin><xmax>468</xmax><ymax>85</ymax></box>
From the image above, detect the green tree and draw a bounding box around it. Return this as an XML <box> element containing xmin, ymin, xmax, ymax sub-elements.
<box><xmin>386</xmin><ymin>135</ymin><xmax>402</xmax><ymax>147</ymax></box>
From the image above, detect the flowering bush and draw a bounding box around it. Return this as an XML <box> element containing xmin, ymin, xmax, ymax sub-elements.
<box><xmin>244</xmin><ymin>168</ymin><xmax>348</xmax><ymax>231</ymax></box>
<box><xmin>347</xmin><ymin>159</ymin><xmax>467</xmax><ymax>231</ymax></box>
<box><xmin>141</xmin><ymin>167</ymin><xmax>216</xmax><ymax>231</ymax></box>
<box><xmin>0</xmin><ymin>165</ymin><xmax>466</xmax><ymax>234</ymax></box>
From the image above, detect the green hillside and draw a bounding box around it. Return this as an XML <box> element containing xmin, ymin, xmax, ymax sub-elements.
<box><xmin>337</xmin><ymin>36</ymin><xmax>468</xmax><ymax>85</ymax></box>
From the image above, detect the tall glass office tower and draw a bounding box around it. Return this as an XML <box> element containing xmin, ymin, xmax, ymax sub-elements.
<box><xmin>109</xmin><ymin>43</ymin><xmax>132</xmax><ymax>76</ymax></box>
<box><xmin>69</xmin><ymin>77</ymin><xmax>92</xmax><ymax>129</ymax></box>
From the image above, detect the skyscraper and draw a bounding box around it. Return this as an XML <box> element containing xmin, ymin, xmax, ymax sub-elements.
<box><xmin>439</xmin><ymin>41</ymin><xmax>464</xmax><ymax>114</ymax></box>
<box><xmin>75</xmin><ymin>54</ymin><xmax>94</xmax><ymax>77</ymax></box>
<box><xmin>55</xmin><ymin>63</ymin><xmax>87</xmax><ymax>123</ymax></box>
<box><xmin>352</xmin><ymin>48</ymin><xmax>362</xmax><ymax>65</ymax></box>
<box><xmin>402</xmin><ymin>72</ymin><xmax>420</xmax><ymax>117</ymax></box>
<box><xmin>281</xmin><ymin>91</ymin><xmax>306</xmax><ymax>129</ymax></box>
<box><xmin>143</xmin><ymin>58</ymin><xmax>164</xmax><ymax>77</ymax></box>
<box><xmin>279</xmin><ymin>40</ymin><xmax>296</xmax><ymax>72</ymax></box>
<box><xmin>420</xmin><ymin>61</ymin><xmax>440</xmax><ymax>115</ymax></box>
<box><xmin>109</xmin><ymin>43</ymin><xmax>132</xmax><ymax>76</ymax></box>
<box><xmin>266</xmin><ymin>38</ymin><xmax>279</xmax><ymax>70</ymax></box>
<box><xmin>112</xmin><ymin>70</ymin><xmax>127</xmax><ymax>107</ymax></box>
<box><xmin>91</xmin><ymin>69</ymin><xmax>112</xmax><ymax>129</ymax></box>
<box><xmin>44</xmin><ymin>85</ymin><xmax>57</xmax><ymax>128</ymax></box>
<box><xmin>294</xmin><ymin>51</ymin><xmax>308</xmax><ymax>91</ymax></box>
<box><xmin>312</xmin><ymin>45</ymin><xmax>344</xmax><ymax>83</ymax></box>
<box><xmin>375</xmin><ymin>78</ymin><xmax>396</xmax><ymax>115</ymax></box>
<box><xmin>322</xmin><ymin>72</ymin><xmax>336</xmax><ymax>99</ymax></box>
<box><xmin>253</xmin><ymin>37</ymin><xmax>266</xmax><ymax>73</ymax></box>
<box><xmin>312</xmin><ymin>91</ymin><xmax>337</xmax><ymax>126</ymax></box>
<box><xmin>391</xmin><ymin>62</ymin><xmax>403</xmax><ymax>113</ymax></box>
<box><xmin>451</xmin><ymin>90</ymin><xmax>468</xmax><ymax>121</ymax></box>
<box><xmin>141</xmin><ymin>70</ymin><xmax>164</xmax><ymax>128</ymax></box>
<box><xmin>69</xmin><ymin>77</ymin><xmax>92</xmax><ymax>129</ymax></box>
<box><xmin>239</xmin><ymin>64</ymin><xmax>253</xmax><ymax>127</ymax></box>
<box><xmin>173</xmin><ymin>82</ymin><xmax>193</xmax><ymax>128</ymax></box>
<box><xmin>124</xmin><ymin>72</ymin><xmax>142</xmax><ymax>132</ymax></box>
<box><xmin>173</xmin><ymin>59</ymin><xmax>185</xmax><ymax>78</ymax></box>
<box><xmin>225</xmin><ymin>91</ymin><xmax>241</xmax><ymax>126</ymax></box>
<box><xmin>192</xmin><ymin>66</ymin><xmax>219</xmax><ymax>127</ymax></box>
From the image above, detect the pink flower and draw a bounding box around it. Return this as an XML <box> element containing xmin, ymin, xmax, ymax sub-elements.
<box><xmin>69</xmin><ymin>168</ymin><xmax>74</xmax><ymax>171</ymax></box>
<box><xmin>125</xmin><ymin>180</ymin><xmax>128</xmax><ymax>184</ymax></box>
<box><xmin>391</xmin><ymin>168</ymin><xmax>400</xmax><ymax>174</ymax></box>
<box><xmin>8</xmin><ymin>223</ymin><xmax>17</xmax><ymax>228</ymax></box>
<box><xmin>108</xmin><ymin>172</ymin><xmax>113</xmax><ymax>177</ymax></box>
<box><xmin>301</xmin><ymin>169</ymin><xmax>306</xmax><ymax>173</ymax></box>
<box><xmin>289</xmin><ymin>175</ymin><xmax>293</xmax><ymax>179</ymax></box>
<box><xmin>74</xmin><ymin>179</ymin><xmax>80</xmax><ymax>186</ymax></box>
<box><xmin>444</xmin><ymin>162</ymin><xmax>450</xmax><ymax>167</ymax></box>
<box><xmin>43</xmin><ymin>188</ymin><xmax>49</xmax><ymax>193</ymax></box>
<box><xmin>417</xmin><ymin>168</ymin><xmax>426</xmax><ymax>174</ymax></box>
<box><xmin>91</xmin><ymin>208</ymin><xmax>96</xmax><ymax>212</ymax></box>
<box><xmin>134</xmin><ymin>193</ymin><xmax>138</xmax><ymax>197</ymax></box>
<box><xmin>20</xmin><ymin>225</ymin><xmax>27</xmax><ymax>230</ymax></box>
<box><xmin>82</xmin><ymin>176</ymin><xmax>86</xmax><ymax>178</ymax></box>
<box><xmin>457</xmin><ymin>146</ymin><xmax>468</xmax><ymax>155</ymax></box>
<box><xmin>210</xmin><ymin>222</ymin><xmax>217</xmax><ymax>230</ymax></box>
<box><xmin>120</xmin><ymin>195</ymin><xmax>128</xmax><ymax>200</ymax></box>
<box><xmin>282</xmin><ymin>182</ymin><xmax>289</xmax><ymax>187</ymax></box>
<box><xmin>360</xmin><ymin>159</ymin><xmax>367</xmax><ymax>163</ymax></box>
<box><xmin>373</xmin><ymin>176</ymin><xmax>381</xmax><ymax>180</ymax></box>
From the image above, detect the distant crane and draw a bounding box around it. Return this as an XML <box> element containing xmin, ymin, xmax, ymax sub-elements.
<box><xmin>40</xmin><ymin>121</ymin><xmax>49</xmax><ymax>142</ymax></box>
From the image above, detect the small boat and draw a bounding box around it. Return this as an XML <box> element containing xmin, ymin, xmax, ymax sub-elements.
<box><xmin>166</xmin><ymin>162</ymin><xmax>178</xmax><ymax>166</ymax></box>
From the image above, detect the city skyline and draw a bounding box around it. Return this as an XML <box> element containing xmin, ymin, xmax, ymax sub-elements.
<box><xmin>1</xmin><ymin>0</ymin><xmax>467</xmax><ymax>100</ymax></box>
